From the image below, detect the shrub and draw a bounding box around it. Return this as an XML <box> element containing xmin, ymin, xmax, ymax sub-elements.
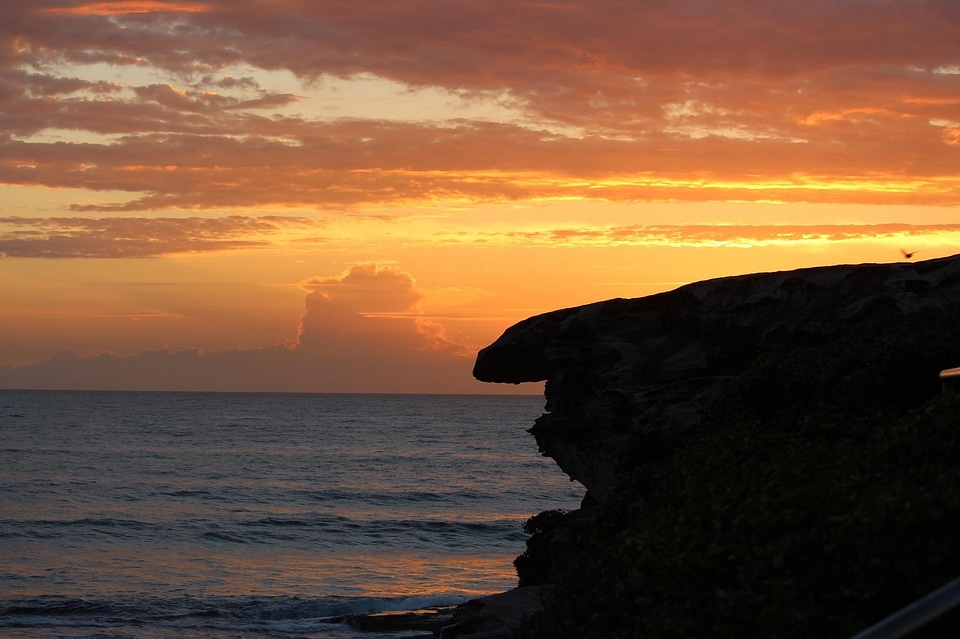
<box><xmin>522</xmin><ymin>509</ymin><xmax>570</xmax><ymax>536</ymax></box>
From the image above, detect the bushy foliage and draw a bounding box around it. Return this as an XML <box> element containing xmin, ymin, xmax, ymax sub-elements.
<box><xmin>522</xmin><ymin>509</ymin><xmax>570</xmax><ymax>536</ymax></box>
<box><xmin>517</xmin><ymin>306</ymin><xmax>960</xmax><ymax>639</ymax></box>
<box><xmin>514</xmin><ymin>509</ymin><xmax>573</xmax><ymax>587</ymax></box>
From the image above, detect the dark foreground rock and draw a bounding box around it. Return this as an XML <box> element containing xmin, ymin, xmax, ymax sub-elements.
<box><xmin>474</xmin><ymin>253</ymin><xmax>960</xmax><ymax>500</ymax></box>
<box><xmin>340</xmin><ymin>587</ymin><xmax>549</xmax><ymax>638</ymax></box>
<box><xmin>467</xmin><ymin>253</ymin><xmax>960</xmax><ymax>637</ymax></box>
<box><xmin>342</xmin><ymin>605</ymin><xmax>456</xmax><ymax>636</ymax></box>
<box><xmin>438</xmin><ymin>587</ymin><xmax>550</xmax><ymax>638</ymax></box>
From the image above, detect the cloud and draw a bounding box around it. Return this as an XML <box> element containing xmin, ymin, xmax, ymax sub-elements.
<box><xmin>430</xmin><ymin>223</ymin><xmax>960</xmax><ymax>248</ymax></box>
<box><xmin>43</xmin><ymin>2</ymin><xmax>212</xmax><ymax>16</ymax></box>
<box><xmin>4</xmin><ymin>216</ymin><xmax>959</xmax><ymax>258</ymax></box>
<box><xmin>4</xmin><ymin>125</ymin><xmax>959</xmax><ymax>210</ymax></box>
<box><xmin>0</xmin><ymin>263</ymin><xmax>492</xmax><ymax>393</ymax></box>
<box><xmin>0</xmin><ymin>215</ymin><xmax>317</xmax><ymax>258</ymax></box>
<box><xmin>298</xmin><ymin>264</ymin><xmax>423</xmax><ymax>314</ymax></box>
<box><xmin>293</xmin><ymin>264</ymin><xmax>466</xmax><ymax>357</ymax></box>
<box><xmin>1</xmin><ymin>1</ymin><xmax>959</xmax><ymax>208</ymax></box>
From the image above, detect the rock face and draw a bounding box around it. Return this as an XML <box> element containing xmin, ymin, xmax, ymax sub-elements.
<box><xmin>474</xmin><ymin>254</ymin><xmax>960</xmax><ymax>500</ymax></box>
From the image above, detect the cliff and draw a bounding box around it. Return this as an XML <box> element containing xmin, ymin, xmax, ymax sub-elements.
<box><xmin>474</xmin><ymin>254</ymin><xmax>960</xmax><ymax>501</ymax></box>
<box><xmin>446</xmin><ymin>254</ymin><xmax>960</xmax><ymax>639</ymax></box>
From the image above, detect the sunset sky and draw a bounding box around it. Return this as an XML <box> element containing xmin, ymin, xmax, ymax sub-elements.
<box><xmin>1</xmin><ymin>0</ymin><xmax>959</xmax><ymax>393</ymax></box>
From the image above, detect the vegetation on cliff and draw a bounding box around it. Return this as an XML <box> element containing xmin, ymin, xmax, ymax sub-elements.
<box><xmin>518</xmin><ymin>305</ymin><xmax>960</xmax><ymax>639</ymax></box>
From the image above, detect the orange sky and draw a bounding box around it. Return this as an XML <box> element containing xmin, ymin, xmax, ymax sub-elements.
<box><xmin>1</xmin><ymin>0</ymin><xmax>959</xmax><ymax>393</ymax></box>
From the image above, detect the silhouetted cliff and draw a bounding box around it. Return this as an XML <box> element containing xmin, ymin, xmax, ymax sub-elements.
<box><xmin>475</xmin><ymin>254</ymin><xmax>960</xmax><ymax>500</ymax></box>
<box><xmin>468</xmin><ymin>254</ymin><xmax>960</xmax><ymax>639</ymax></box>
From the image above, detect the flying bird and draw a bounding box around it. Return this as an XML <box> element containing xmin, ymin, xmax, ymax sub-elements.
<box><xmin>901</xmin><ymin>249</ymin><xmax>918</xmax><ymax>259</ymax></box>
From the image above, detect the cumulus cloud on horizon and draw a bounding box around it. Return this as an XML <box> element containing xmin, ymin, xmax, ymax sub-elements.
<box><xmin>292</xmin><ymin>264</ymin><xmax>468</xmax><ymax>357</ymax></box>
<box><xmin>0</xmin><ymin>264</ymin><xmax>486</xmax><ymax>393</ymax></box>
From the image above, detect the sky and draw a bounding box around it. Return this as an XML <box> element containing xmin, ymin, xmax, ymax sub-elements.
<box><xmin>1</xmin><ymin>0</ymin><xmax>959</xmax><ymax>393</ymax></box>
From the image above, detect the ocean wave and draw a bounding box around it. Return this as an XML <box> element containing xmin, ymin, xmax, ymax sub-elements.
<box><xmin>189</xmin><ymin>514</ymin><xmax>529</xmax><ymax>548</ymax></box>
<box><xmin>159</xmin><ymin>489</ymin><xmax>216</xmax><ymax>498</ymax></box>
<box><xmin>0</xmin><ymin>518</ymin><xmax>159</xmax><ymax>540</ymax></box>
<box><xmin>298</xmin><ymin>487</ymin><xmax>499</xmax><ymax>505</ymax></box>
<box><xmin>200</xmin><ymin>530</ymin><xmax>249</xmax><ymax>543</ymax></box>
<box><xmin>250</xmin><ymin>594</ymin><xmax>462</xmax><ymax>620</ymax></box>
<box><xmin>0</xmin><ymin>391</ymin><xmax>581</xmax><ymax>637</ymax></box>
<box><xmin>0</xmin><ymin>593</ymin><xmax>467</xmax><ymax>634</ymax></box>
<box><xmin>0</xmin><ymin>514</ymin><xmax>526</xmax><ymax>548</ymax></box>
<box><xmin>1</xmin><ymin>597</ymin><xmax>114</xmax><ymax>618</ymax></box>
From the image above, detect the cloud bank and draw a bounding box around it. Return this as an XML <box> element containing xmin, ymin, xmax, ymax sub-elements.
<box><xmin>453</xmin><ymin>223</ymin><xmax>960</xmax><ymax>248</ymax></box>
<box><xmin>1</xmin><ymin>0</ymin><xmax>958</xmax><ymax>211</ymax></box>
<box><xmin>4</xmin><ymin>217</ymin><xmax>956</xmax><ymax>258</ymax></box>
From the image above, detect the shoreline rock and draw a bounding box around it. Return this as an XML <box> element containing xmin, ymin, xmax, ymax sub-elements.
<box><xmin>438</xmin><ymin>586</ymin><xmax>551</xmax><ymax>639</ymax></box>
<box><xmin>341</xmin><ymin>587</ymin><xmax>550</xmax><ymax>639</ymax></box>
<box><xmin>341</xmin><ymin>605</ymin><xmax>457</xmax><ymax>636</ymax></box>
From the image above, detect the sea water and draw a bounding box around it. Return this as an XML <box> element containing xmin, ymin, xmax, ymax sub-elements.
<box><xmin>0</xmin><ymin>390</ymin><xmax>583</xmax><ymax>638</ymax></box>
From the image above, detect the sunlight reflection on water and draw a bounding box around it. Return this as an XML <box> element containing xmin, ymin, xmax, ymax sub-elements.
<box><xmin>0</xmin><ymin>391</ymin><xmax>584</xmax><ymax>637</ymax></box>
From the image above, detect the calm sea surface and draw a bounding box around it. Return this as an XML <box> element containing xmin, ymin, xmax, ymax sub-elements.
<box><xmin>0</xmin><ymin>391</ymin><xmax>582</xmax><ymax>638</ymax></box>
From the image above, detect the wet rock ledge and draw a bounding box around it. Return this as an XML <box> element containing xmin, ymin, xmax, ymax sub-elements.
<box><xmin>341</xmin><ymin>586</ymin><xmax>551</xmax><ymax>638</ymax></box>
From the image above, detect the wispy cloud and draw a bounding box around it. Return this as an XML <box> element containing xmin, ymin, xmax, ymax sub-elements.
<box><xmin>43</xmin><ymin>2</ymin><xmax>212</xmax><ymax>16</ymax></box>
<box><xmin>5</xmin><ymin>217</ymin><xmax>956</xmax><ymax>258</ymax></box>
<box><xmin>0</xmin><ymin>215</ymin><xmax>317</xmax><ymax>258</ymax></box>
<box><xmin>435</xmin><ymin>223</ymin><xmax>960</xmax><ymax>248</ymax></box>
<box><xmin>1</xmin><ymin>1</ymin><xmax>958</xmax><ymax>208</ymax></box>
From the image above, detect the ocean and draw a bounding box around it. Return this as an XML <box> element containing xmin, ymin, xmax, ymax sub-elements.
<box><xmin>0</xmin><ymin>390</ymin><xmax>583</xmax><ymax>638</ymax></box>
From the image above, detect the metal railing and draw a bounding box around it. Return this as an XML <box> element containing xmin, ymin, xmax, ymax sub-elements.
<box><xmin>849</xmin><ymin>368</ymin><xmax>960</xmax><ymax>636</ymax></box>
<box><xmin>849</xmin><ymin>577</ymin><xmax>960</xmax><ymax>639</ymax></box>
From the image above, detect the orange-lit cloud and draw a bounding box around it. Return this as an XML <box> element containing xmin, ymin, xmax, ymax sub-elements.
<box><xmin>1</xmin><ymin>1</ymin><xmax>958</xmax><ymax>208</ymax></box>
<box><xmin>0</xmin><ymin>215</ymin><xmax>317</xmax><ymax>258</ymax></box>
<box><xmin>44</xmin><ymin>2</ymin><xmax>211</xmax><ymax>16</ymax></box>
<box><xmin>440</xmin><ymin>223</ymin><xmax>960</xmax><ymax>248</ymax></box>
<box><xmin>299</xmin><ymin>264</ymin><xmax>423</xmax><ymax>314</ymax></box>
<box><xmin>4</xmin><ymin>131</ymin><xmax>959</xmax><ymax>210</ymax></box>
<box><xmin>293</xmin><ymin>264</ymin><xmax>467</xmax><ymax>356</ymax></box>
<box><xmin>3</xmin><ymin>218</ymin><xmax>959</xmax><ymax>258</ymax></box>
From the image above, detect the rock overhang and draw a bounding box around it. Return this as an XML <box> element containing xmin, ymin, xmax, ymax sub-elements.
<box><xmin>473</xmin><ymin>254</ymin><xmax>960</xmax><ymax>499</ymax></box>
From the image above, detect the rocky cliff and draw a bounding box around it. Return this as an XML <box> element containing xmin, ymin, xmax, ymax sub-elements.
<box><xmin>454</xmin><ymin>254</ymin><xmax>960</xmax><ymax>638</ymax></box>
<box><xmin>474</xmin><ymin>254</ymin><xmax>960</xmax><ymax>501</ymax></box>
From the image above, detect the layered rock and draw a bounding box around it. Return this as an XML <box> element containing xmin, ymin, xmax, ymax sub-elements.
<box><xmin>474</xmin><ymin>254</ymin><xmax>960</xmax><ymax>500</ymax></box>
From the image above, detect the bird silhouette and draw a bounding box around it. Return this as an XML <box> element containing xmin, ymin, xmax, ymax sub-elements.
<box><xmin>901</xmin><ymin>249</ymin><xmax>918</xmax><ymax>259</ymax></box>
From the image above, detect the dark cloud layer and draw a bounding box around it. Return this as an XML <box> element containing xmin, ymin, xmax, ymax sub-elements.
<box><xmin>1</xmin><ymin>1</ymin><xmax>958</xmax><ymax>209</ymax></box>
